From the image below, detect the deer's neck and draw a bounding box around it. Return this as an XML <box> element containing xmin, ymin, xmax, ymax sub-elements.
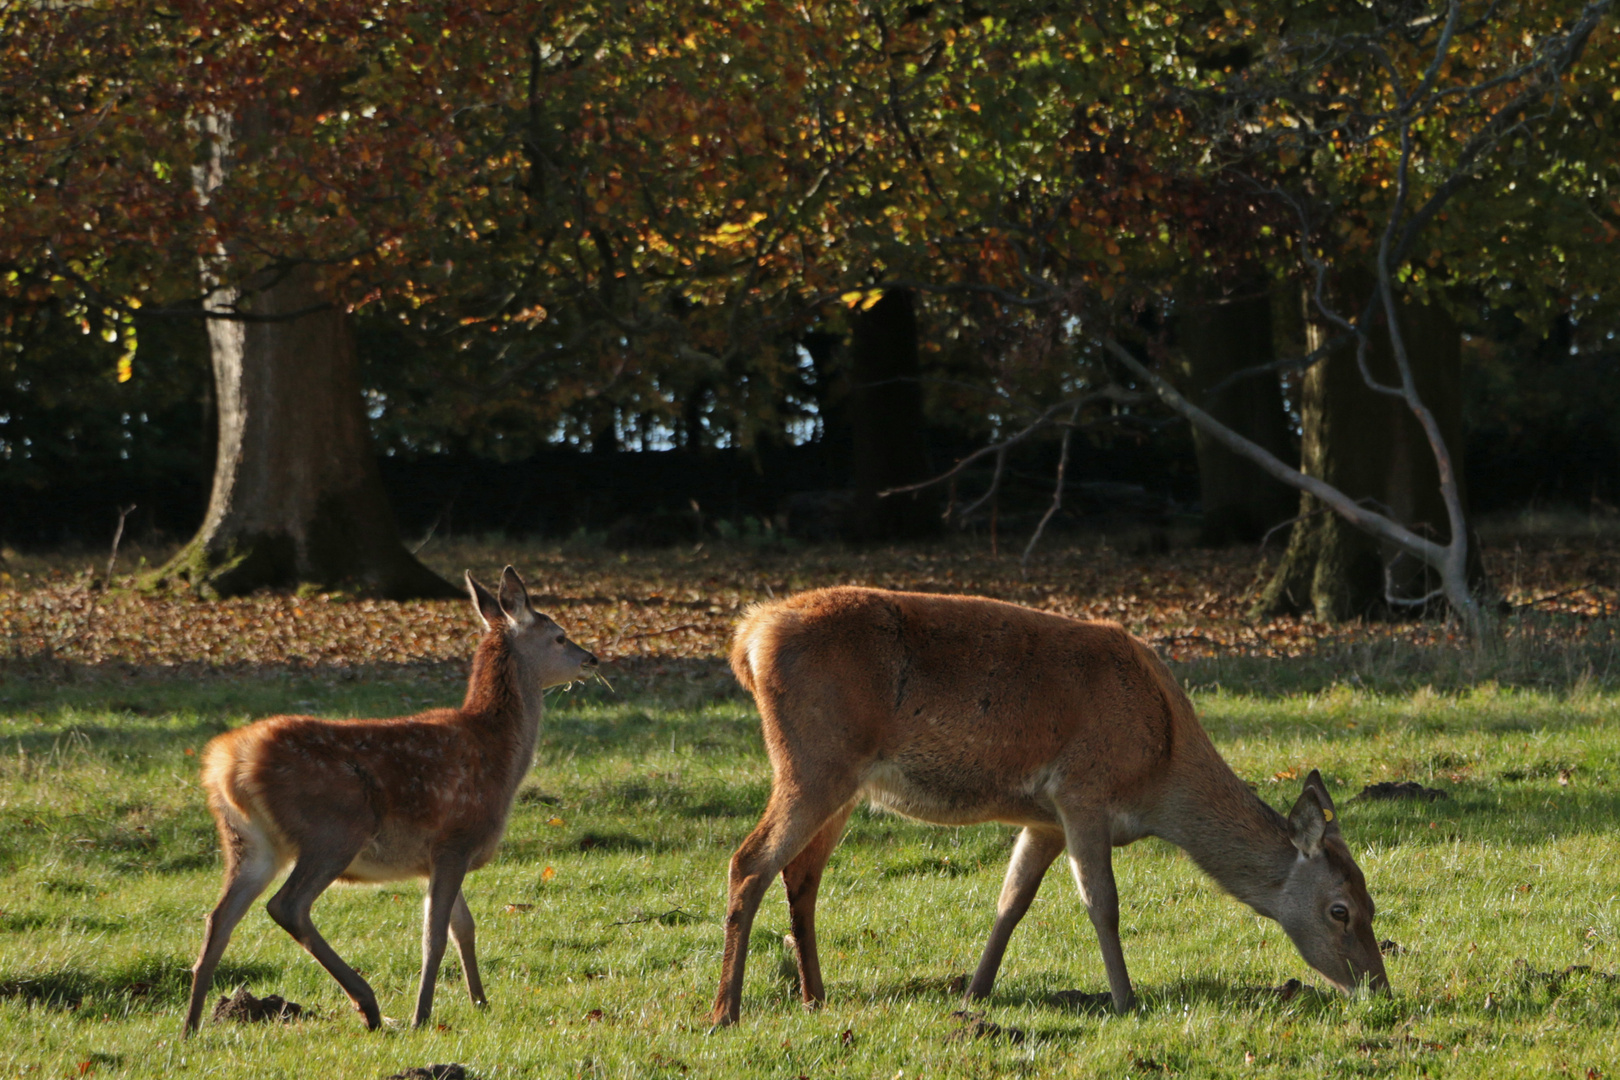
<box><xmin>1153</xmin><ymin>744</ymin><xmax>1297</xmax><ymax>920</ymax></box>
<box><xmin>462</xmin><ymin>633</ymin><xmax>545</xmax><ymax>754</ymax></box>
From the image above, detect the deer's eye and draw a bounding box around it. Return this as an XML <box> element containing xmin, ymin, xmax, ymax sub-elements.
<box><xmin>555</xmin><ymin>634</ymin><xmax>566</xmax><ymax>644</ymax></box>
<box><xmin>1330</xmin><ymin>903</ymin><xmax>1350</xmax><ymax>924</ymax></box>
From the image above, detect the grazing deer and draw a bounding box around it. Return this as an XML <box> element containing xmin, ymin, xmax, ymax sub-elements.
<box><xmin>711</xmin><ymin>586</ymin><xmax>1388</xmax><ymax>1026</ymax></box>
<box><xmin>183</xmin><ymin>566</ymin><xmax>597</xmax><ymax>1036</ymax></box>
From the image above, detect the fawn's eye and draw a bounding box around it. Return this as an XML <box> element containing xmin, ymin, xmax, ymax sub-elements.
<box><xmin>1330</xmin><ymin>903</ymin><xmax>1350</xmax><ymax>924</ymax></box>
<box><xmin>555</xmin><ymin>634</ymin><xmax>566</xmax><ymax>644</ymax></box>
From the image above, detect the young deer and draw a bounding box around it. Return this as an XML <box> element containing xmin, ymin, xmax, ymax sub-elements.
<box><xmin>712</xmin><ymin>586</ymin><xmax>1388</xmax><ymax>1026</ymax></box>
<box><xmin>183</xmin><ymin>566</ymin><xmax>597</xmax><ymax>1036</ymax></box>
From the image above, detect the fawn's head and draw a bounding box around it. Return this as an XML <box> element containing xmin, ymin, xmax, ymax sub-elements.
<box><xmin>467</xmin><ymin>566</ymin><xmax>598</xmax><ymax>688</ymax></box>
<box><xmin>1274</xmin><ymin>770</ymin><xmax>1389</xmax><ymax>995</ymax></box>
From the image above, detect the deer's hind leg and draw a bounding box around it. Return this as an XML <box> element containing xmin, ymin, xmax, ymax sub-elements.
<box><xmin>184</xmin><ymin>818</ymin><xmax>281</xmax><ymax>1036</ymax></box>
<box><xmin>965</xmin><ymin>825</ymin><xmax>1066</xmax><ymax>1002</ymax></box>
<box><xmin>264</xmin><ymin>833</ymin><xmax>380</xmax><ymax>1029</ymax></box>
<box><xmin>781</xmin><ymin>798</ymin><xmax>856</xmax><ymax>1009</ymax></box>
<box><xmin>448</xmin><ymin>889</ymin><xmax>486</xmax><ymax>1007</ymax></box>
<box><xmin>711</xmin><ymin>769</ymin><xmax>861</xmax><ymax>1028</ymax></box>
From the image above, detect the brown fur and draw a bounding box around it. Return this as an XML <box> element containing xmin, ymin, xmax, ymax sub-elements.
<box><xmin>182</xmin><ymin>567</ymin><xmax>597</xmax><ymax>1035</ymax></box>
<box><xmin>711</xmin><ymin>586</ymin><xmax>1387</xmax><ymax>1026</ymax></box>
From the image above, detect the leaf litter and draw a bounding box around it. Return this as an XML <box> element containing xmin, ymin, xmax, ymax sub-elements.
<box><xmin>4</xmin><ymin>537</ymin><xmax>1620</xmax><ymax>674</ymax></box>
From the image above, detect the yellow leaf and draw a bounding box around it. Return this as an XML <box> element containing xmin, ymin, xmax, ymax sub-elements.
<box><xmin>542</xmin><ymin>866</ymin><xmax>556</xmax><ymax>882</ymax></box>
<box><xmin>547</xmin><ymin>816</ymin><xmax>565</xmax><ymax>827</ymax></box>
<box><xmin>840</xmin><ymin>291</ymin><xmax>865</xmax><ymax>307</ymax></box>
<box><xmin>116</xmin><ymin>356</ymin><xmax>133</xmax><ymax>383</ymax></box>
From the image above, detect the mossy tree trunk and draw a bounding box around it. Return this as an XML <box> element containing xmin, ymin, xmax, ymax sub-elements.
<box><xmin>849</xmin><ymin>289</ymin><xmax>940</xmax><ymax>540</ymax></box>
<box><xmin>149</xmin><ymin>264</ymin><xmax>457</xmax><ymax>599</ymax></box>
<box><xmin>1176</xmin><ymin>290</ymin><xmax>1297</xmax><ymax>546</ymax></box>
<box><xmin>1258</xmin><ymin>277</ymin><xmax>1480</xmax><ymax>621</ymax></box>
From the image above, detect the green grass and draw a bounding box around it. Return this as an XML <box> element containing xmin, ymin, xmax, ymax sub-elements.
<box><xmin>1</xmin><ymin>668</ymin><xmax>1617</xmax><ymax>1079</ymax></box>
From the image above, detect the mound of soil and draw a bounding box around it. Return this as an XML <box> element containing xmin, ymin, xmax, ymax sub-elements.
<box><xmin>385</xmin><ymin>1066</ymin><xmax>467</xmax><ymax>1080</ymax></box>
<box><xmin>1352</xmin><ymin>781</ymin><xmax>1449</xmax><ymax>802</ymax></box>
<box><xmin>946</xmin><ymin>1009</ymin><xmax>1025</xmax><ymax>1044</ymax></box>
<box><xmin>210</xmin><ymin>987</ymin><xmax>305</xmax><ymax>1024</ymax></box>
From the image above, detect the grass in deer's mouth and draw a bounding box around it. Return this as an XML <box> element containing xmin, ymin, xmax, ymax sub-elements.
<box><xmin>0</xmin><ymin>669</ymin><xmax>1616</xmax><ymax>1079</ymax></box>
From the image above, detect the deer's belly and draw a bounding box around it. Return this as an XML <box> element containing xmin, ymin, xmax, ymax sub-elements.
<box><xmin>339</xmin><ymin>829</ymin><xmax>434</xmax><ymax>883</ymax></box>
<box><xmin>860</xmin><ymin>759</ymin><xmax>1059</xmax><ymax>828</ymax></box>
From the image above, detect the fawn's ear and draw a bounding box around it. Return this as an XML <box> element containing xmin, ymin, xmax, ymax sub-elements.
<box><xmin>498</xmin><ymin>565</ymin><xmax>537</xmax><ymax>628</ymax></box>
<box><xmin>466</xmin><ymin>571</ymin><xmax>506</xmax><ymax>630</ymax></box>
<box><xmin>1288</xmin><ymin>783</ymin><xmax>1331</xmax><ymax>857</ymax></box>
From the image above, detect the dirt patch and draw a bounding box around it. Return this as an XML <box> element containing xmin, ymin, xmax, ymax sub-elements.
<box><xmin>385</xmin><ymin>1066</ymin><xmax>467</xmax><ymax>1080</ymax></box>
<box><xmin>1353</xmin><ymin>781</ymin><xmax>1449</xmax><ymax>802</ymax></box>
<box><xmin>1049</xmin><ymin>989</ymin><xmax>1114</xmax><ymax>1013</ymax></box>
<box><xmin>577</xmin><ymin>832</ymin><xmax>647</xmax><ymax>853</ymax></box>
<box><xmin>946</xmin><ymin>1009</ymin><xmax>1025</xmax><ymax>1044</ymax></box>
<box><xmin>210</xmin><ymin>986</ymin><xmax>306</xmax><ymax>1024</ymax></box>
<box><xmin>1517</xmin><ymin>961</ymin><xmax>1618</xmax><ymax>991</ymax></box>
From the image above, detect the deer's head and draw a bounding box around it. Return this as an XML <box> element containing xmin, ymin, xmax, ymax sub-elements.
<box><xmin>1274</xmin><ymin>770</ymin><xmax>1389</xmax><ymax>995</ymax></box>
<box><xmin>467</xmin><ymin>566</ymin><xmax>598</xmax><ymax>688</ymax></box>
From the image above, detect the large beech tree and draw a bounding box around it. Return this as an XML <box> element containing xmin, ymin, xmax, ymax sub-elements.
<box><xmin>3</xmin><ymin>3</ymin><xmax>480</xmax><ymax>596</ymax></box>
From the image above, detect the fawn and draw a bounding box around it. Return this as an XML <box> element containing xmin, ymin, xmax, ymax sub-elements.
<box><xmin>183</xmin><ymin>566</ymin><xmax>597</xmax><ymax>1035</ymax></box>
<box><xmin>711</xmin><ymin>586</ymin><xmax>1387</xmax><ymax>1026</ymax></box>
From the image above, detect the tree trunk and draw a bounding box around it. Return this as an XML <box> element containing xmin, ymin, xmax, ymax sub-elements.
<box><xmin>849</xmin><ymin>289</ymin><xmax>939</xmax><ymax>540</ymax></box>
<box><xmin>1258</xmin><ymin>277</ymin><xmax>1478</xmax><ymax>620</ymax></box>
<box><xmin>149</xmin><ymin>265</ymin><xmax>457</xmax><ymax>599</ymax></box>
<box><xmin>1176</xmin><ymin>291</ymin><xmax>1297</xmax><ymax>546</ymax></box>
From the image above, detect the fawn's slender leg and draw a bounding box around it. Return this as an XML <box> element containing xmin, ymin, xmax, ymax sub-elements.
<box><xmin>781</xmin><ymin>799</ymin><xmax>856</xmax><ymax>1008</ymax></box>
<box><xmin>265</xmin><ymin>843</ymin><xmax>380</xmax><ymax>1029</ymax></box>
<box><xmin>448</xmin><ymin>889</ymin><xmax>486</xmax><ymax>1007</ymax></box>
<box><xmin>414</xmin><ymin>859</ymin><xmax>470</xmax><ymax>1027</ymax></box>
<box><xmin>1059</xmin><ymin>807</ymin><xmax>1136</xmax><ymax>1014</ymax></box>
<box><xmin>183</xmin><ymin>823</ymin><xmax>280</xmax><ymax>1035</ymax></box>
<box><xmin>711</xmin><ymin>774</ymin><xmax>860</xmax><ymax>1028</ymax></box>
<box><xmin>964</xmin><ymin>826</ymin><xmax>1066</xmax><ymax>1002</ymax></box>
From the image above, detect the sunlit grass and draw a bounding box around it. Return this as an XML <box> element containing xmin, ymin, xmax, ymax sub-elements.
<box><xmin>1</xmin><ymin>671</ymin><xmax>1617</xmax><ymax>1078</ymax></box>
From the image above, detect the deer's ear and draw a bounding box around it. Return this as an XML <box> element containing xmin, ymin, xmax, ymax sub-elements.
<box><xmin>467</xmin><ymin>571</ymin><xmax>505</xmax><ymax>630</ymax></box>
<box><xmin>498</xmin><ymin>565</ymin><xmax>537</xmax><ymax>628</ymax></box>
<box><xmin>1303</xmin><ymin>769</ymin><xmax>1342</xmax><ymax>837</ymax></box>
<box><xmin>1288</xmin><ymin>785</ymin><xmax>1330</xmax><ymax>857</ymax></box>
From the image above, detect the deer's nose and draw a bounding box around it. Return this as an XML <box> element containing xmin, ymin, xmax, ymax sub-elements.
<box><xmin>582</xmin><ymin>652</ymin><xmax>599</xmax><ymax>668</ymax></box>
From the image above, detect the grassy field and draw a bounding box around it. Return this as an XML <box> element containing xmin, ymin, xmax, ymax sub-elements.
<box><xmin>2</xmin><ymin>536</ymin><xmax>1618</xmax><ymax>1077</ymax></box>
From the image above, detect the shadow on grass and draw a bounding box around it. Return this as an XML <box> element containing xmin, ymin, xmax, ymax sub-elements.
<box><xmin>1175</xmin><ymin>616</ymin><xmax>1620</xmax><ymax>697</ymax></box>
<box><xmin>1347</xmin><ymin>785</ymin><xmax>1620</xmax><ymax>848</ymax></box>
<box><xmin>0</xmin><ymin>957</ymin><xmax>275</xmax><ymax>1011</ymax></box>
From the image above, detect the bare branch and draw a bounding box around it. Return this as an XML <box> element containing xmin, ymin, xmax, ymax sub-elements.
<box><xmin>1100</xmin><ymin>335</ymin><xmax>1447</xmax><ymax>569</ymax></box>
<box><xmin>878</xmin><ymin>386</ymin><xmax>1149</xmax><ymax>499</ymax></box>
<box><xmin>1021</xmin><ymin>404</ymin><xmax>1079</xmax><ymax>571</ymax></box>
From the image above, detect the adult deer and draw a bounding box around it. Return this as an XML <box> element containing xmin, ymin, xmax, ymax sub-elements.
<box><xmin>183</xmin><ymin>566</ymin><xmax>597</xmax><ymax>1035</ymax></box>
<box><xmin>711</xmin><ymin>586</ymin><xmax>1387</xmax><ymax>1026</ymax></box>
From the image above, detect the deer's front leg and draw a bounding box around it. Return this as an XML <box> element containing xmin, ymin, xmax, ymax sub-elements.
<box><xmin>965</xmin><ymin>826</ymin><xmax>1066</xmax><ymax>1001</ymax></box>
<box><xmin>448</xmin><ymin>889</ymin><xmax>486</xmax><ymax>1007</ymax></box>
<box><xmin>415</xmin><ymin>858</ymin><xmax>470</xmax><ymax>1028</ymax></box>
<box><xmin>1060</xmin><ymin>812</ymin><xmax>1136</xmax><ymax>1014</ymax></box>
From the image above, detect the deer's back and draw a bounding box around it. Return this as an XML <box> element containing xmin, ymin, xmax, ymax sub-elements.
<box><xmin>202</xmin><ymin>709</ymin><xmax>532</xmax><ymax>880</ymax></box>
<box><xmin>734</xmin><ymin>587</ymin><xmax>1186</xmax><ymax>826</ymax></box>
